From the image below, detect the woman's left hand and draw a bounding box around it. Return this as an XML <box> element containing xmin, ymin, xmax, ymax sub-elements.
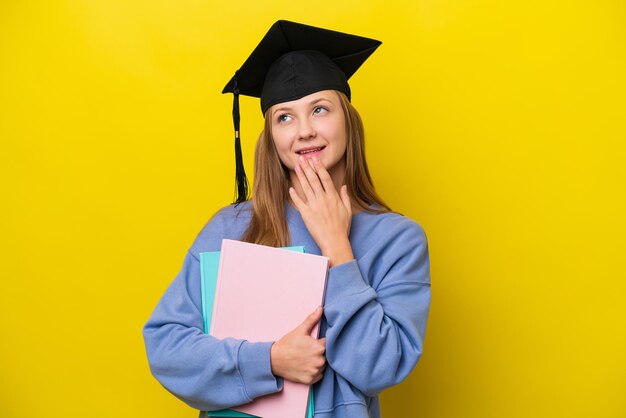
<box><xmin>290</xmin><ymin>156</ymin><xmax>354</xmax><ymax>267</ymax></box>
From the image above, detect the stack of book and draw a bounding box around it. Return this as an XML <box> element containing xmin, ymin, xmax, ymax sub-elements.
<box><xmin>200</xmin><ymin>239</ymin><xmax>329</xmax><ymax>418</ymax></box>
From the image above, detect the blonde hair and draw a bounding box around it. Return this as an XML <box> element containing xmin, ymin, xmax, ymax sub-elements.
<box><xmin>242</xmin><ymin>91</ymin><xmax>390</xmax><ymax>247</ymax></box>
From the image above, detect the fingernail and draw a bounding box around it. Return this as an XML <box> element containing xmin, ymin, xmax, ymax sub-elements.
<box><xmin>312</xmin><ymin>156</ymin><xmax>319</xmax><ymax>163</ymax></box>
<box><xmin>299</xmin><ymin>155</ymin><xmax>305</xmax><ymax>163</ymax></box>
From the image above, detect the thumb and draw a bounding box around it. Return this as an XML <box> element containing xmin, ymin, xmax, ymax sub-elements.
<box><xmin>296</xmin><ymin>306</ymin><xmax>323</xmax><ymax>334</ymax></box>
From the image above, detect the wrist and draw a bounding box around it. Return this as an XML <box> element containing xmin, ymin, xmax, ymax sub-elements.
<box><xmin>322</xmin><ymin>237</ymin><xmax>354</xmax><ymax>267</ymax></box>
<box><xmin>270</xmin><ymin>342</ymin><xmax>281</xmax><ymax>377</ymax></box>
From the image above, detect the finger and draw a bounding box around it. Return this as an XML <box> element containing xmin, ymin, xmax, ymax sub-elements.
<box><xmin>288</xmin><ymin>187</ymin><xmax>305</xmax><ymax>212</ymax></box>
<box><xmin>314</xmin><ymin>341</ymin><xmax>326</xmax><ymax>356</ymax></box>
<box><xmin>294</xmin><ymin>163</ymin><xmax>316</xmax><ymax>202</ymax></box>
<box><xmin>313</xmin><ymin>360</ymin><xmax>326</xmax><ymax>375</ymax></box>
<box><xmin>303</xmin><ymin>156</ymin><xmax>324</xmax><ymax>194</ymax></box>
<box><xmin>296</xmin><ymin>306</ymin><xmax>323</xmax><ymax>334</ymax></box>
<box><xmin>318</xmin><ymin>337</ymin><xmax>326</xmax><ymax>353</ymax></box>
<box><xmin>311</xmin><ymin>367</ymin><xmax>326</xmax><ymax>384</ymax></box>
<box><xmin>312</xmin><ymin>157</ymin><xmax>336</xmax><ymax>195</ymax></box>
<box><xmin>299</xmin><ymin>156</ymin><xmax>324</xmax><ymax>195</ymax></box>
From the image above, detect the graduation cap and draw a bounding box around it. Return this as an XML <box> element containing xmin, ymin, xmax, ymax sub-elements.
<box><xmin>222</xmin><ymin>20</ymin><xmax>382</xmax><ymax>204</ymax></box>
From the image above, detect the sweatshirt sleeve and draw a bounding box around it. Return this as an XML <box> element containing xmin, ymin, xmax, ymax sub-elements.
<box><xmin>142</xmin><ymin>215</ymin><xmax>282</xmax><ymax>411</ymax></box>
<box><xmin>323</xmin><ymin>218</ymin><xmax>431</xmax><ymax>397</ymax></box>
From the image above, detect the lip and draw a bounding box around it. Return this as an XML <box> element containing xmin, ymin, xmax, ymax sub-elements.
<box><xmin>295</xmin><ymin>145</ymin><xmax>326</xmax><ymax>156</ymax></box>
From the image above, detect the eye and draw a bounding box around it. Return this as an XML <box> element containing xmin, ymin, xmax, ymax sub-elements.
<box><xmin>313</xmin><ymin>106</ymin><xmax>328</xmax><ymax>115</ymax></box>
<box><xmin>277</xmin><ymin>114</ymin><xmax>291</xmax><ymax>123</ymax></box>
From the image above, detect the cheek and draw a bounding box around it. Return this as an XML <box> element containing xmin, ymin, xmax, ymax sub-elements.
<box><xmin>271</xmin><ymin>133</ymin><xmax>294</xmax><ymax>167</ymax></box>
<box><xmin>328</xmin><ymin>121</ymin><xmax>347</xmax><ymax>151</ymax></box>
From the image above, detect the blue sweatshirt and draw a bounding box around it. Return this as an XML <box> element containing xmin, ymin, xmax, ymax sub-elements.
<box><xmin>143</xmin><ymin>202</ymin><xmax>431</xmax><ymax>418</ymax></box>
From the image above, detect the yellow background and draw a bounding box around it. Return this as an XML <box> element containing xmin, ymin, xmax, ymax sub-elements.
<box><xmin>1</xmin><ymin>1</ymin><xmax>625</xmax><ymax>417</ymax></box>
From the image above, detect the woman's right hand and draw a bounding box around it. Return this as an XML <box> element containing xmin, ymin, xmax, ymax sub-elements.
<box><xmin>270</xmin><ymin>306</ymin><xmax>326</xmax><ymax>385</ymax></box>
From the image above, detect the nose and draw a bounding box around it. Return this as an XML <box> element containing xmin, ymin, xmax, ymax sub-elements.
<box><xmin>297</xmin><ymin>117</ymin><xmax>316</xmax><ymax>140</ymax></box>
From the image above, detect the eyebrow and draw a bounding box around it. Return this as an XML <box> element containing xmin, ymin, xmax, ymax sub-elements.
<box><xmin>272</xmin><ymin>98</ymin><xmax>332</xmax><ymax>117</ymax></box>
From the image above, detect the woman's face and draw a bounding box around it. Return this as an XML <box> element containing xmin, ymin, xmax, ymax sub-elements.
<box><xmin>269</xmin><ymin>90</ymin><xmax>347</xmax><ymax>182</ymax></box>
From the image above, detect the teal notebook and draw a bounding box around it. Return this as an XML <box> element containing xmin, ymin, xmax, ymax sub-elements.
<box><xmin>199</xmin><ymin>246</ymin><xmax>315</xmax><ymax>418</ymax></box>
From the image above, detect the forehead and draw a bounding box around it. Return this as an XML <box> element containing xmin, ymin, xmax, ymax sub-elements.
<box><xmin>270</xmin><ymin>90</ymin><xmax>339</xmax><ymax>112</ymax></box>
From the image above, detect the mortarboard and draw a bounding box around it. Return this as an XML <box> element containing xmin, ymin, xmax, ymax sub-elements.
<box><xmin>222</xmin><ymin>20</ymin><xmax>382</xmax><ymax>204</ymax></box>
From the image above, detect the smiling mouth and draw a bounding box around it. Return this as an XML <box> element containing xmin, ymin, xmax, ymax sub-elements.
<box><xmin>296</xmin><ymin>146</ymin><xmax>326</xmax><ymax>155</ymax></box>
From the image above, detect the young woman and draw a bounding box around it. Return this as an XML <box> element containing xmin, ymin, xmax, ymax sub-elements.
<box><xmin>143</xmin><ymin>21</ymin><xmax>431</xmax><ymax>418</ymax></box>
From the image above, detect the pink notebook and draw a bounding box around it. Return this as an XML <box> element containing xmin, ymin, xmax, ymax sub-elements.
<box><xmin>211</xmin><ymin>239</ymin><xmax>329</xmax><ymax>418</ymax></box>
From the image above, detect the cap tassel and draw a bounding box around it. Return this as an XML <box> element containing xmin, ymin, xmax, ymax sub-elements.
<box><xmin>232</xmin><ymin>78</ymin><xmax>249</xmax><ymax>204</ymax></box>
